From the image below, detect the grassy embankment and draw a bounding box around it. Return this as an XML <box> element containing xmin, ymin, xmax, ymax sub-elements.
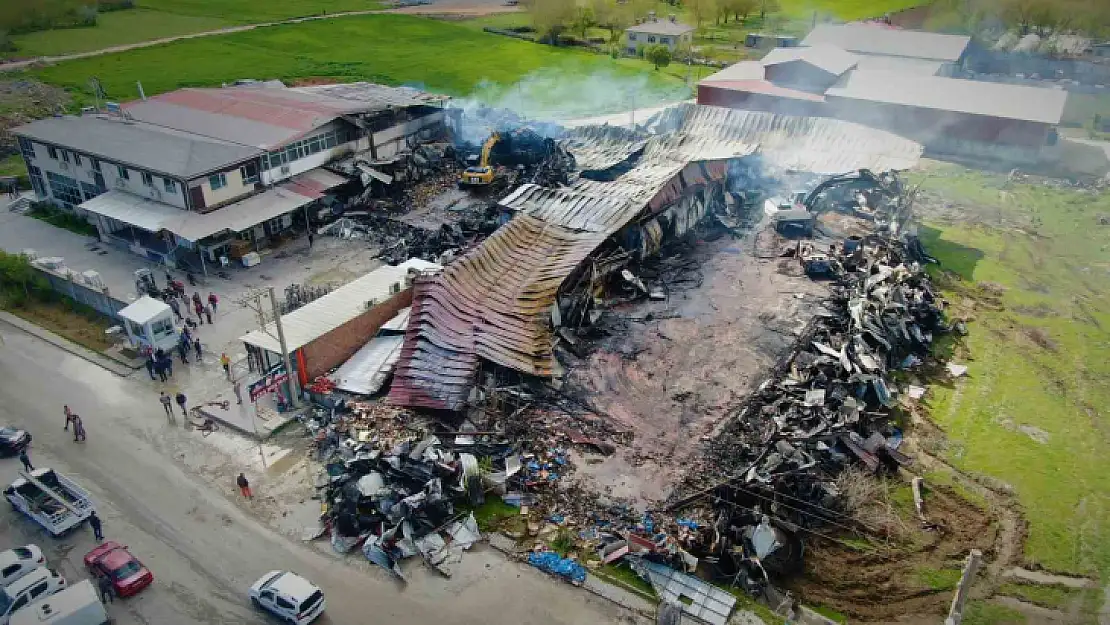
<box><xmin>907</xmin><ymin>162</ymin><xmax>1110</xmax><ymax>619</ymax></box>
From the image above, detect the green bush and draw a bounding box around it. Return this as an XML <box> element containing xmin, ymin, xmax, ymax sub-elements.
<box><xmin>27</xmin><ymin>202</ymin><xmax>99</xmax><ymax>237</ymax></box>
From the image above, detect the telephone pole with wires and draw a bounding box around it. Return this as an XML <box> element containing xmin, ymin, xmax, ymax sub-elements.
<box><xmin>237</xmin><ymin>286</ymin><xmax>299</xmax><ymax>410</ymax></box>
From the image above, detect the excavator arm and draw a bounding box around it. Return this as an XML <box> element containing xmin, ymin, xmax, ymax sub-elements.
<box><xmin>479</xmin><ymin>132</ymin><xmax>501</xmax><ymax>168</ymax></box>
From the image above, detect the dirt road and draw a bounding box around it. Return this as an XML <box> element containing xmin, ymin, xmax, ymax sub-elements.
<box><xmin>0</xmin><ymin>324</ymin><xmax>644</xmax><ymax>625</ymax></box>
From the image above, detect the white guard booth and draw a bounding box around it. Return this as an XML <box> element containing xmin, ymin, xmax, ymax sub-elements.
<box><xmin>118</xmin><ymin>296</ymin><xmax>178</xmax><ymax>352</ymax></box>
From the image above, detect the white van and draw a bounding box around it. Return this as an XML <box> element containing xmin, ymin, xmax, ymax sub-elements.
<box><xmin>0</xmin><ymin>547</ymin><xmax>45</xmax><ymax>589</ymax></box>
<box><xmin>9</xmin><ymin>580</ymin><xmax>107</xmax><ymax>625</ymax></box>
<box><xmin>0</xmin><ymin>568</ymin><xmax>66</xmax><ymax>625</ymax></box>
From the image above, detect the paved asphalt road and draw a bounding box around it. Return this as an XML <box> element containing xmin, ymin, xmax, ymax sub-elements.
<box><xmin>0</xmin><ymin>326</ymin><xmax>644</xmax><ymax>625</ymax></box>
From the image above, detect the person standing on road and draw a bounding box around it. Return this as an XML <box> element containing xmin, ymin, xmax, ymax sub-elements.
<box><xmin>63</xmin><ymin>405</ymin><xmax>73</xmax><ymax>431</ymax></box>
<box><xmin>237</xmin><ymin>473</ymin><xmax>252</xmax><ymax>500</ymax></box>
<box><xmin>96</xmin><ymin>573</ymin><xmax>113</xmax><ymax>604</ymax></box>
<box><xmin>18</xmin><ymin>448</ymin><xmax>32</xmax><ymax>472</ymax></box>
<box><xmin>193</xmin><ymin>337</ymin><xmax>203</xmax><ymax>361</ymax></box>
<box><xmin>72</xmin><ymin>415</ymin><xmax>86</xmax><ymax>442</ymax></box>
<box><xmin>159</xmin><ymin>391</ymin><xmax>174</xmax><ymax>422</ymax></box>
<box><xmin>162</xmin><ymin>353</ymin><xmax>174</xmax><ymax>378</ymax></box>
<box><xmin>144</xmin><ymin>354</ymin><xmax>156</xmax><ymax>381</ymax></box>
<box><xmin>155</xmin><ymin>358</ymin><xmax>168</xmax><ymax>383</ymax></box>
<box><xmin>194</xmin><ymin>300</ymin><xmax>205</xmax><ymax>324</ymax></box>
<box><xmin>233</xmin><ymin>380</ymin><xmax>243</xmax><ymax>405</ymax></box>
<box><xmin>88</xmin><ymin>511</ymin><xmax>104</xmax><ymax>542</ymax></box>
<box><xmin>167</xmin><ymin>297</ymin><xmax>181</xmax><ymax>321</ymax></box>
<box><xmin>220</xmin><ymin>353</ymin><xmax>231</xmax><ymax>380</ymax></box>
<box><xmin>175</xmin><ymin>392</ymin><xmax>188</xmax><ymax>418</ymax></box>
<box><xmin>208</xmin><ymin>292</ymin><xmax>219</xmax><ymax>313</ymax></box>
<box><xmin>203</xmin><ymin>305</ymin><xmax>213</xmax><ymax>325</ymax></box>
<box><xmin>176</xmin><ymin>339</ymin><xmax>190</xmax><ymax>364</ymax></box>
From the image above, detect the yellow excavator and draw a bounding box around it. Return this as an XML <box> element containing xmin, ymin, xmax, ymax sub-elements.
<box><xmin>458</xmin><ymin>132</ymin><xmax>501</xmax><ymax>189</ymax></box>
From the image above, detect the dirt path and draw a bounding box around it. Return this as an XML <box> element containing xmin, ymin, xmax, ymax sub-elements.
<box><xmin>0</xmin><ymin>2</ymin><xmax>519</xmax><ymax>72</ymax></box>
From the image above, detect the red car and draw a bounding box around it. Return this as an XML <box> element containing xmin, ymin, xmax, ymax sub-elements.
<box><xmin>83</xmin><ymin>541</ymin><xmax>153</xmax><ymax>597</ymax></box>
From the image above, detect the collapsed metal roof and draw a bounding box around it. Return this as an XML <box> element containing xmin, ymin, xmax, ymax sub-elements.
<box><xmin>389</xmin><ymin>103</ymin><xmax>923</xmax><ymax>411</ymax></box>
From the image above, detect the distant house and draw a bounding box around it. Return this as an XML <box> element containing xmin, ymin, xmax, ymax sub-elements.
<box><xmin>1092</xmin><ymin>42</ymin><xmax>1110</xmax><ymax>58</ymax></box>
<box><xmin>625</xmin><ymin>16</ymin><xmax>694</xmax><ymax>55</ymax></box>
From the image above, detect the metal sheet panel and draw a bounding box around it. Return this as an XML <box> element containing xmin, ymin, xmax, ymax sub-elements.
<box><xmin>330</xmin><ymin>335</ymin><xmax>405</xmax><ymax>395</ymax></box>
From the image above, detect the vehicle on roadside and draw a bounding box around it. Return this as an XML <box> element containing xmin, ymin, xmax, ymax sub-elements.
<box><xmin>0</xmin><ymin>546</ymin><xmax>44</xmax><ymax>588</ymax></box>
<box><xmin>3</xmin><ymin>469</ymin><xmax>93</xmax><ymax>537</ymax></box>
<box><xmin>82</xmin><ymin>542</ymin><xmax>152</xmax><ymax>598</ymax></box>
<box><xmin>0</xmin><ymin>567</ymin><xmax>66</xmax><ymax>625</ymax></box>
<box><xmin>249</xmin><ymin>571</ymin><xmax>326</xmax><ymax>625</ymax></box>
<box><xmin>0</xmin><ymin>428</ymin><xmax>31</xmax><ymax>456</ymax></box>
<box><xmin>9</xmin><ymin>580</ymin><xmax>107</xmax><ymax>625</ymax></box>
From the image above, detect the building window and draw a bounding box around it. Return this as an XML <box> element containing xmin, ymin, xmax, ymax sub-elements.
<box><xmin>80</xmin><ymin>182</ymin><xmax>102</xmax><ymax>202</ymax></box>
<box><xmin>93</xmin><ymin>173</ymin><xmax>106</xmax><ymax>191</ymax></box>
<box><xmin>239</xmin><ymin>163</ymin><xmax>259</xmax><ymax>185</ymax></box>
<box><xmin>163</xmin><ymin>178</ymin><xmax>176</xmax><ymax>193</ymax></box>
<box><xmin>47</xmin><ymin>146</ymin><xmax>58</xmax><ymax>160</ymax></box>
<box><xmin>18</xmin><ymin>138</ymin><xmax>34</xmax><ymax>161</ymax></box>
<box><xmin>117</xmin><ymin>165</ymin><xmax>129</xmax><ymax>180</ymax></box>
<box><xmin>141</xmin><ymin>171</ymin><xmax>154</xmax><ymax>187</ymax></box>
<box><xmin>266</xmin><ymin>216</ymin><xmax>283</xmax><ymax>235</ymax></box>
<box><xmin>151</xmin><ymin>317</ymin><xmax>174</xmax><ymax>338</ymax></box>
<box><xmin>661</xmin><ymin>37</ymin><xmax>669</xmax><ymax>44</ymax></box>
<box><xmin>28</xmin><ymin>166</ymin><xmax>46</xmax><ymax>198</ymax></box>
<box><xmin>91</xmin><ymin>158</ymin><xmax>101</xmax><ymax>173</ymax></box>
<box><xmin>61</xmin><ymin>150</ymin><xmax>71</xmax><ymax>164</ymax></box>
<box><xmin>648</xmin><ymin>36</ymin><xmax>656</xmax><ymax>43</ymax></box>
<box><xmin>73</xmin><ymin>153</ymin><xmax>82</xmax><ymax>167</ymax></box>
<box><xmin>628</xmin><ymin>32</ymin><xmax>636</xmax><ymax>41</ymax></box>
<box><xmin>46</xmin><ymin>171</ymin><xmax>83</xmax><ymax>207</ymax></box>
<box><xmin>266</xmin><ymin>151</ymin><xmax>286</xmax><ymax>170</ymax></box>
<box><xmin>209</xmin><ymin>173</ymin><xmax>228</xmax><ymax>190</ymax></box>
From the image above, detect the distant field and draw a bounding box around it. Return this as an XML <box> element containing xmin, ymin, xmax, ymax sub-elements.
<box><xmin>908</xmin><ymin>162</ymin><xmax>1110</xmax><ymax>579</ymax></box>
<box><xmin>136</xmin><ymin>0</ymin><xmax>383</xmax><ymax>23</ymax></box>
<box><xmin>29</xmin><ymin>14</ymin><xmax>690</xmax><ymax>119</ymax></box>
<box><xmin>4</xmin><ymin>9</ymin><xmax>230</xmax><ymax>58</ymax></box>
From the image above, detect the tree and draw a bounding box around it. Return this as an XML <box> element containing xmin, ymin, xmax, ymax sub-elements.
<box><xmin>572</xmin><ymin>5</ymin><xmax>595</xmax><ymax>39</ymax></box>
<box><xmin>523</xmin><ymin>0</ymin><xmax>575</xmax><ymax>44</ymax></box>
<box><xmin>686</xmin><ymin>0</ymin><xmax>713</xmax><ymax>29</ymax></box>
<box><xmin>759</xmin><ymin>0</ymin><xmax>780</xmax><ymax>19</ymax></box>
<box><xmin>729</xmin><ymin>0</ymin><xmax>757</xmax><ymax>21</ymax></box>
<box><xmin>592</xmin><ymin>0</ymin><xmax>632</xmax><ymax>44</ymax></box>
<box><xmin>645</xmin><ymin>44</ymin><xmax>672</xmax><ymax>69</ymax></box>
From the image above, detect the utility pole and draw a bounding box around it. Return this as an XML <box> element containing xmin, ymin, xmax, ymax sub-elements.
<box><xmin>268</xmin><ymin>285</ymin><xmax>298</xmax><ymax>410</ymax></box>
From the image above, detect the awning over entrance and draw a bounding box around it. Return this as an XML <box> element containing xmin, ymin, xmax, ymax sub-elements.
<box><xmin>79</xmin><ymin>168</ymin><xmax>349</xmax><ymax>242</ymax></box>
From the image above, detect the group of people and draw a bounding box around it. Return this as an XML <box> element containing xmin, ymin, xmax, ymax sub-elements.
<box><xmin>163</xmin><ymin>286</ymin><xmax>219</xmax><ymax>327</ymax></box>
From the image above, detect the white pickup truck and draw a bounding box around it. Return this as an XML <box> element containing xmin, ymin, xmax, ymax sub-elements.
<box><xmin>4</xmin><ymin>469</ymin><xmax>94</xmax><ymax>537</ymax></box>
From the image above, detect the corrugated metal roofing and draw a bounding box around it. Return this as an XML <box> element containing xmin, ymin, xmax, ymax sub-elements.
<box><xmin>292</xmin><ymin>82</ymin><xmax>441</xmax><ymax>107</ymax></box>
<box><xmin>241</xmin><ymin>259</ymin><xmax>441</xmax><ymax>354</ymax></box>
<box><xmin>699</xmin><ymin>61</ymin><xmax>766</xmax><ymax>84</ymax></box>
<box><xmin>802</xmin><ymin>23</ymin><xmax>970</xmax><ymax>62</ymax></box>
<box><xmin>852</xmin><ymin>55</ymin><xmax>945</xmax><ymax>75</ymax></box>
<box><xmin>699</xmin><ymin>80</ymin><xmax>828</xmax><ymax>102</ymax></box>
<box><xmin>826</xmin><ymin>69</ymin><xmax>1069</xmax><ymax>124</ymax></box>
<box><xmin>761</xmin><ymin>45</ymin><xmax>859</xmax><ymax>77</ymax></box>
<box><xmin>389</xmin><ymin>216</ymin><xmax>607</xmax><ymax>411</ymax></box>
<box><xmin>330</xmin><ymin>335</ymin><xmax>406</xmax><ymax>396</ymax></box>
<box><xmin>390</xmin><ymin>103</ymin><xmax>923</xmax><ymax>411</ymax></box>
<box><xmin>125</xmin><ymin>85</ymin><xmax>410</xmax><ymax>150</ymax></box>
<box><xmin>12</xmin><ymin>115</ymin><xmax>261</xmax><ymax>179</ymax></box>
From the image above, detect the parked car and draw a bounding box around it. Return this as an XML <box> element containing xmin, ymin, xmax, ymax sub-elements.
<box><xmin>0</xmin><ymin>567</ymin><xmax>66</xmax><ymax>625</ymax></box>
<box><xmin>0</xmin><ymin>428</ymin><xmax>31</xmax><ymax>456</ymax></box>
<box><xmin>9</xmin><ymin>580</ymin><xmax>108</xmax><ymax>625</ymax></box>
<box><xmin>249</xmin><ymin>571</ymin><xmax>325</xmax><ymax>625</ymax></box>
<box><xmin>0</xmin><ymin>546</ymin><xmax>44</xmax><ymax>589</ymax></box>
<box><xmin>82</xmin><ymin>542</ymin><xmax>152</xmax><ymax>598</ymax></box>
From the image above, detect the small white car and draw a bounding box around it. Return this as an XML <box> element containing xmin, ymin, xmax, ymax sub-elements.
<box><xmin>0</xmin><ymin>567</ymin><xmax>66</xmax><ymax>625</ymax></box>
<box><xmin>249</xmin><ymin>571</ymin><xmax>325</xmax><ymax>625</ymax></box>
<box><xmin>0</xmin><ymin>547</ymin><xmax>44</xmax><ymax>589</ymax></box>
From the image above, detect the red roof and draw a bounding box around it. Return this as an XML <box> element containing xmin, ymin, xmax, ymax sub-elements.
<box><xmin>702</xmin><ymin>80</ymin><xmax>826</xmax><ymax>102</ymax></box>
<box><xmin>130</xmin><ymin>88</ymin><xmax>359</xmax><ymax>132</ymax></box>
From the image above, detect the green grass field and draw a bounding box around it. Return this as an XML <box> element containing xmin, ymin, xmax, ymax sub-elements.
<box><xmin>29</xmin><ymin>14</ymin><xmax>690</xmax><ymax>119</ymax></box>
<box><xmin>135</xmin><ymin>0</ymin><xmax>383</xmax><ymax>23</ymax></box>
<box><xmin>908</xmin><ymin>163</ymin><xmax>1110</xmax><ymax>579</ymax></box>
<box><xmin>5</xmin><ymin>9</ymin><xmax>230</xmax><ymax>58</ymax></box>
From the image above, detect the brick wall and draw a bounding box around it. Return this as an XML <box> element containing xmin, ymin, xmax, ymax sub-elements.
<box><xmin>300</xmin><ymin>289</ymin><xmax>413</xmax><ymax>380</ymax></box>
